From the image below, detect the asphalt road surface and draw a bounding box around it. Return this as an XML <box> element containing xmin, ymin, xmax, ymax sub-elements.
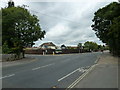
<box><xmin>2</xmin><ymin>52</ymin><xmax>102</xmax><ymax>88</ymax></box>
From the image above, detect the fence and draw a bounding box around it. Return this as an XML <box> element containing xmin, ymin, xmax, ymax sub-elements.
<box><xmin>25</xmin><ymin>49</ymin><xmax>87</xmax><ymax>55</ymax></box>
<box><xmin>25</xmin><ymin>49</ymin><xmax>55</xmax><ymax>54</ymax></box>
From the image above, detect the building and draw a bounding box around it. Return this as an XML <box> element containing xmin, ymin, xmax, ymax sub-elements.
<box><xmin>61</xmin><ymin>44</ymin><xmax>66</xmax><ymax>49</ymax></box>
<box><xmin>40</xmin><ymin>42</ymin><xmax>56</xmax><ymax>49</ymax></box>
<box><xmin>67</xmin><ymin>46</ymin><xmax>78</xmax><ymax>49</ymax></box>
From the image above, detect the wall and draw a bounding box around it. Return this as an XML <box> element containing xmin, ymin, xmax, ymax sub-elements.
<box><xmin>2</xmin><ymin>53</ymin><xmax>23</xmax><ymax>61</ymax></box>
<box><xmin>25</xmin><ymin>49</ymin><xmax>55</xmax><ymax>54</ymax></box>
<box><xmin>25</xmin><ymin>49</ymin><xmax>85</xmax><ymax>55</ymax></box>
<box><xmin>25</xmin><ymin>49</ymin><xmax>44</xmax><ymax>54</ymax></box>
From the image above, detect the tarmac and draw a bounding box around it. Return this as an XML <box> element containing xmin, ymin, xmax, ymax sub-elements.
<box><xmin>0</xmin><ymin>52</ymin><xmax>119</xmax><ymax>89</ymax></box>
<box><xmin>73</xmin><ymin>52</ymin><xmax>119</xmax><ymax>89</ymax></box>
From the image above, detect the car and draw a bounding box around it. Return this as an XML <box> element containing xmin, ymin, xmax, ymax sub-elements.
<box><xmin>55</xmin><ymin>49</ymin><xmax>62</xmax><ymax>54</ymax></box>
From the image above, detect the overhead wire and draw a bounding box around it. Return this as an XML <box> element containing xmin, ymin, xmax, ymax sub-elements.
<box><xmin>29</xmin><ymin>7</ymin><xmax>82</xmax><ymax>26</ymax></box>
<box><xmin>1</xmin><ymin>1</ymin><xmax>82</xmax><ymax>26</ymax></box>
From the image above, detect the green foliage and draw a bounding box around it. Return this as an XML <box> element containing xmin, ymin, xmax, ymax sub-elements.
<box><xmin>8</xmin><ymin>1</ymin><xmax>14</xmax><ymax>7</ymax></box>
<box><xmin>77</xmin><ymin>43</ymin><xmax>82</xmax><ymax>48</ymax></box>
<box><xmin>0</xmin><ymin>46</ymin><xmax>1</xmax><ymax>54</ymax></box>
<box><xmin>91</xmin><ymin>2</ymin><xmax>120</xmax><ymax>56</ymax></box>
<box><xmin>98</xmin><ymin>45</ymin><xmax>103</xmax><ymax>50</ymax></box>
<box><xmin>84</xmin><ymin>41</ymin><xmax>98</xmax><ymax>51</ymax></box>
<box><xmin>2</xmin><ymin>4</ymin><xmax>46</xmax><ymax>55</ymax></box>
<box><xmin>108</xmin><ymin>16</ymin><xmax>120</xmax><ymax>55</ymax></box>
<box><xmin>98</xmin><ymin>45</ymin><xmax>109</xmax><ymax>50</ymax></box>
<box><xmin>2</xmin><ymin>41</ymin><xmax>12</xmax><ymax>54</ymax></box>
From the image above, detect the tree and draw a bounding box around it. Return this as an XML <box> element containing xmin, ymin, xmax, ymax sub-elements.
<box><xmin>2</xmin><ymin>2</ymin><xmax>46</xmax><ymax>57</ymax></box>
<box><xmin>8</xmin><ymin>0</ymin><xmax>14</xmax><ymax>7</ymax></box>
<box><xmin>91</xmin><ymin>2</ymin><xmax>120</xmax><ymax>55</ymax></box>
<box><xmin>0</xmin><ymin>8</ymin><xmax>2</xmax><ymax>48</ymax></box>
<box><xmin>2</xmin><ymin>41</ymin><xmax>12</xmax><ymax>54</ymax></box>
<box><xmin>77</xmin><ymin>43</ymin><xmax>82</xmax><ymax>53</ymax></box>
<box><xmin>77</xmin><ymin>43</ymin><xmax>82</xmax><ymax>48</ymax></box>
<box><xmin>108</xmin><ymin>16</ymin><xmax>120</xmax><ymax>55</ymax></box>
<box><xmin>84</xmin><ymin>41</ymin><xmax>98</xmax><ymax>51</ymax></box>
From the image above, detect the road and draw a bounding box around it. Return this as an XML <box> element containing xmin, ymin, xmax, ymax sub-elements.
<box><xmin>2</xmin><ymin>52</ymin><xmax>102</xmax><ymax>88</ymax></box>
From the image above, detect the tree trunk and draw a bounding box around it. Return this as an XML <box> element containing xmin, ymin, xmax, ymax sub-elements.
<box><xmin>22</xmin><ymin>50</ymin><xmax>25</xmax><ymax>58</ymax></box>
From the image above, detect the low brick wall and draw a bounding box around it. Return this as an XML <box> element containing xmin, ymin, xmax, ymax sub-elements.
<box><xmin>62</xmin><ymin>49</ymin><xmax>85</xmax><ymax>54</ymax></box>
<box><xmin>25</xmin><ymin>49</ymin><xmax>43</xmax><ymax>54</ymax></box>
<box><xmin>2</xmin><ymin>53</ymin><xmax>23</xmax><ymax>61</ymax></box>
<box><xmin>62</xmin><ymin>49</ymin><xmax>78</xmax><ymax>54</ymax></box>
<box><xmin>25</xmin><ymin>49</ymin><xmax>85</xmax><ymax>55</ymax></box>
<box><xmin>25</xmin><ymin>49</ymin><xmax>55</xmax><ymax>54</ymax></box>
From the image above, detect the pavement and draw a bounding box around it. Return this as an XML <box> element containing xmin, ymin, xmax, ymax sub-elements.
<box><xmin>0</xmin><ymin>56</ymin><xmax>36</xmax><ymax>68</ymax></box>
<box><xmin>73</xmin><ymin>52</ymin><xmax>119</xmax><ymax>89</ymax></box>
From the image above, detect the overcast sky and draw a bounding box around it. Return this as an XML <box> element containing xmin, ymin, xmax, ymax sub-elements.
<box><xmin>1</xmin><ymin>0</ymin><xmax>118</xmax><ymax>47</ymax></box>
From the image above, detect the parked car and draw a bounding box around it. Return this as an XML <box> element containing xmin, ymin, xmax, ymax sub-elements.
<box><xmin>55</xmin><ymin>49</ymin><xmax>62</xmax><ymax>54</ymax></box>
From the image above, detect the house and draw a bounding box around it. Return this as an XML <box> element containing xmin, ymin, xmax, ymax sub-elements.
<box><xmin>67</xmin><ymin>46</ymin><xmax>78</xmax><ymax>49</ymax></box>
<box><xmin>61</xmin><ymin>44</ymin><xmax>66</xmax><ymax>49</ymax></box>
<box><xmin>40</xmin><ymin>42</ymin><xmax>56</xmax><ymax>49</ymax></box>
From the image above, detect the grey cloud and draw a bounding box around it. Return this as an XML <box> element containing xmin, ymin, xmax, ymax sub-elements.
<box><xmin>25</xmin><ymin>1</ymin><xmax>116</xmax><ymax>46</ymax></box>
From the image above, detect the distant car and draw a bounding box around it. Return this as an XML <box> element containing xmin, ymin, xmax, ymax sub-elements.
<box><xmin>55</xmin><ymin>49</ymin><xmax>62</xmax><ymax>54</ymax></box>
<box><xmin>101</xmin><ymin>50</ymin><xmax>103</xmax><ymax>52</ymax></box>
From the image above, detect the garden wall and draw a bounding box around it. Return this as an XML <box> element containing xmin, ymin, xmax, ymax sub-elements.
<box><xmin>2</xmin><ymin>53</ymin><xmax>23</xmax><ymax>61</ymax></box>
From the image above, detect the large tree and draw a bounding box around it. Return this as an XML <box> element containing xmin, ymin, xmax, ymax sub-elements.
<box><xmin>91</xmin><ymin>2</ymin><xmax>120</xmax><ymax>55</ymax></box>
<box><xmin>2</xmin><ymin>2</ymin><xmax>45</xmax><ymax>57</ymax></box>
<box><xmin>84</xmin><ymin>41</ymin><xmax>98</xmax><ymax>51</ymax></box>
<box><xmin>77</xmin><ymin>43</ymin><xmax>82</xmax><ymax>48</ymax></box>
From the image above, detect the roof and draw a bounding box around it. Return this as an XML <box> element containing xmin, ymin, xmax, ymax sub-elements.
<box><xmin>67</xmin><ymin>46</ymin><xmax>77</xmax><ymax>48</ymax></box>
<box><xmin>40</xmin><ymin>42</ymin><xmax>56</xmax><ymax>47</ymax></box>
<box><xmin>67</xmin><ymin>46</ymin><xmax>78</xmax><ymax>49</ymax></box>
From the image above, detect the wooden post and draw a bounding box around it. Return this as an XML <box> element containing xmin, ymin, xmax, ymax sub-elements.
<box><xmin>53</xmin><ymin>51</ymin><xmax>55</xmax><ymax>55</ymax></box>
<box><xmin>43</xmin><ymin>51</ymin><xmax>45</xmax><ymax>55</ymax></box>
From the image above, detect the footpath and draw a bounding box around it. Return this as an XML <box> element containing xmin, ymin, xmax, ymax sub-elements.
<box><xmin>74</xmin><ymin>52</ymin><xmax>119</xmax><ymax>88</ymax></box>
<box><xmin>0</xmin><ymin>56</ymin><xmax>36</xmax><ymax>68</ymax></box>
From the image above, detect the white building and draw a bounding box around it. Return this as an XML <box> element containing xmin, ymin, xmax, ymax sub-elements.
<box><xmin>40</xmin><ymin>42</ymin><xmax>56</xmax><ymax>49</ymax></box>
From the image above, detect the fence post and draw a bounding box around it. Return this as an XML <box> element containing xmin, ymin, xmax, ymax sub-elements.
<box><xmin>53</xmin><ymin>51</ymin><xmax>55</xmax><ymax>55</ymax></box>
<box><xmin>43</xmin><ymin>51</ymin><xmax>45</xmax><ymax>55</ymax></box>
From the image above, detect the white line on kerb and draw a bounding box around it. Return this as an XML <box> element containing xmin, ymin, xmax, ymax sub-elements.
<box><xmin>58</xmin><ymin>68</ymin><xmax>80</xmax><ymax>82</ymax></box>
<box><xmin>32</xmin><ymin>63</ymin><xmax>55</xmax><ymax>70</ymax></box>
<box><xmin>0</xmin><ymin>74</ymin><xmax>15</xmax><ymax>80</ymax></box>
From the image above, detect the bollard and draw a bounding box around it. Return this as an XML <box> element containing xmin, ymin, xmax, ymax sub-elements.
<box><xmin>53</xmin><ymin>51</ymin><xmax>55</xmax><ymax>55</ymax></box>
<box><xmin>43</xmin><ymin>51</ymin><xmax>45</xmax><ymax>55</ymax></box>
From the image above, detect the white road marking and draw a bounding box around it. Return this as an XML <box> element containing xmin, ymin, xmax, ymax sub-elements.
<box><xmin>94</xmin><ymin>59</ymin><xmax>98</xmax><ymax>63</ymax></box>
<box><xmin>58</xmin><ymin>67</ymin><xmax>88</xmax><ymax>82</ymax></box>
<box><xmin>66</xmin><ymin>64</ymin><xmax>97</xmax><ymax>89</ymax></box>
<box><xmin>78</xmin><ymin>68</ymin><xmax>87</xmax><ymax>73</ymax></box>
<box><xmin>94</xmin><ymin>55</ymin><xmax>101</xmax><ymax>63</ymax></box>
<box><xmin>86</xmin><ymin>66</ymin><xmax>90</xmax><ymax>68</ymax></box>
<box><xmin>58</xmin><ymin>68</ymin><xmax>80</xmax><ymax>82</ymax></box>
<box><xmin>0</xmin><ymin>74</ymin><xmax>15</xmax><ymax>79</ymax></box>
<box><xmin>32</xmin><ymin>63</ymin><xmax>55</xmax><ymax>71</ymax></box>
